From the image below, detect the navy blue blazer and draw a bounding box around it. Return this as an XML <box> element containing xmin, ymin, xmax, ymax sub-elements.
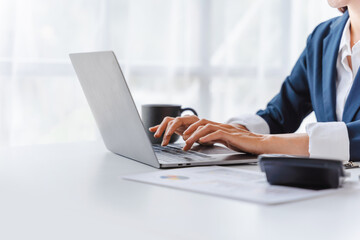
<box><xmin>256</xmin><ymin>11</ymin><xmax>360</xmax><ymax>161</ymax></box>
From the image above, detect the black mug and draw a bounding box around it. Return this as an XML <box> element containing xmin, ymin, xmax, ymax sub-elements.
<box><xmin>142</xmin><ymin>104</ymin><xmax>198</xmax><ymax>144</ymax></box>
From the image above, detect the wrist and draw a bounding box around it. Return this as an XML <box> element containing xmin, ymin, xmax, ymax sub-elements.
<box><xmin>242</xmin><ymin>133</ymin><xmax>271</xmax><ymax>155</ymax></box>
<box><xmin>257</xmin><ymin>134</ymin><xmax>273</xmax><ymax>154</ymax></box>
<box><xmin>260</xmin><ymin>133</ymin><xmax>309</xmax><ymax>156</ymax></box>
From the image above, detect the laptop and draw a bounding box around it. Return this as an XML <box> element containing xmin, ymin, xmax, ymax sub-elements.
<box><xmin>69</xmin><ymin>51</ymin><xmax>257</xmax><ymax>168</ymax></box>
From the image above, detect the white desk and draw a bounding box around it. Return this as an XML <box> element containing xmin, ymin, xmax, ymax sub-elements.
<box><xmin>0</xmin><ymin>141</ymin><xmax>360</xmax><ymax>240</ymax></box>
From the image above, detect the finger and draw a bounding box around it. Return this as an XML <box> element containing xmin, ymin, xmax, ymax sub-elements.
<box><xmin>183</xmin><ymin>119</ymin><xmax>218</xmax><ymax>138</ymax></box>
<box><xmin>183</xmin><ymin>124</ymin><xmax>225</xmax><ymax>151</ymax></box>
<box><xmin>156</xmin><ymin>115</ymin><xmax>198</xmax><ymax>139</ymax></box>
<box><xmin>201</xmin><ymin>130</ymin><xmax>260</xmax><ymax>153</ymax></box>
<box><xmin>183</xmin><ymin>123</ymin><xmax>238</xmax><ymax>140</ymax></box>
<box><xmin>149</xmin><ymin>125</ymin><xmax>159</xmax><ymax>132</ymax></box>
<box><xmin>228</xmin><ymin>123</ymin><xmax>248</xmax><ymax>131</ymax></box>
<box><xmin>199</xmin><ymin>138</ymin><xmax>230</xmax><ymax>149</ymax></box>
<box><xmin>154</xmin><ymin>117</ymin><xmax>174</xmax><ymax>138</ymax></box>
<box><xmin>161</xmin><ymin>119</ymin><xmax>183</xmax><ymax>146</ymax></box>
<box><xmin>217</xmin><ymin>123</ymin><xmax>249</xmax><ymax>132</ymax></box>
<box><xmin>199</xmin><ymin>130</ymin><xmax>231</xmax><ymax>144</ymax></box>
<box><xmin>182</xmin><ymin>119</ymin><xmax>207</xmax><ymax>137</ymax></box>
<box><xmin>183</xmin><ymin>126</ymin><xmax>205</xmax><ymax>151</ymax></box>
<box><xmin>198</xmin><ymin>138</ymin><xmax>227</xmax><ymax>146</ymax></box>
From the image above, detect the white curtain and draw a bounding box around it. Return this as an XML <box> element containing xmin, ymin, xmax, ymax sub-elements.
<box><xmin>0</xmin><ymin>0</ymin><xmax>340</xmax><ymax>146</ymax></box>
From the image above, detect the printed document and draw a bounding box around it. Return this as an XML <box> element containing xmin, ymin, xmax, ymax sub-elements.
<box><xmin>123</xmin><ymin>166</ymin><xmax>360</xmax><ymax>205</ymax></box>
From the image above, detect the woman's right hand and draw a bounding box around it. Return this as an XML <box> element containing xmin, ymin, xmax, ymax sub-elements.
<box><xmin>149</xmin><ymin>115</ymin><xmax>200</xmax><ymax>146</ymax></box>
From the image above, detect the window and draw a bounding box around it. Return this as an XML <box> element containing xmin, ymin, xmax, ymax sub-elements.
<box><xmin>0</xmin><ymin>0</ymin><xmax>340</xmax><ymax>146</ymax></box>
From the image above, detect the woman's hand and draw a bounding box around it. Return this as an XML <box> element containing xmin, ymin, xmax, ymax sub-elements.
<box><xmin>149</xmin><ymin>115</ymin><xmax>199</xmax><ymax>146</ymax></box>
<box><xmin>148</xmin><ymin>115</ymin><xmax>248</xmax><ymax>148</ymax></box>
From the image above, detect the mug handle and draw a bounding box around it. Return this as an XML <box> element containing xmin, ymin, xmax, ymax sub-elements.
<box><xmin>180</xmin><ymin>107</ymin><xmax>198</xmax><ymax>116</ymax></box>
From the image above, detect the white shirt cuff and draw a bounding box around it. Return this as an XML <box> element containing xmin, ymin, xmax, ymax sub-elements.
<box><xmin>226</xmin><ymin>114</ymin><xmax>270</xmax><ymax>134</ymax></box>
<box><xmin>306</xmin><ymin>122</ymin><xmax>350</xmax><ymax>161</ymax></box>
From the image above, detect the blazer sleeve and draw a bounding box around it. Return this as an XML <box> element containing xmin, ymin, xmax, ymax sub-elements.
<box><xmin>256</xmin><ymin>46</ymin><xmax>313</xmax><ymax>134</ymax></box>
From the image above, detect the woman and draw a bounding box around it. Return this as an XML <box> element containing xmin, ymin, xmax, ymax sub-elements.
<box><xmin>149</xmin><ymin>0</ymin><xmax>360</xmax><ymax>161</ymax></box>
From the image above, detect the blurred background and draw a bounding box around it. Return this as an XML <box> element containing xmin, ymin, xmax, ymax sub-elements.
<box><xmin>0</xmin><ymin>0</ymin><xmax>340</xmax><ymax>147</ymax></box>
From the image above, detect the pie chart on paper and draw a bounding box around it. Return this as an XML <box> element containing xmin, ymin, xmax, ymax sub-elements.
<box><xmin>160</xmin><ymin>175</ymin><xmax>189</xmax><ymax>180</ymax></box>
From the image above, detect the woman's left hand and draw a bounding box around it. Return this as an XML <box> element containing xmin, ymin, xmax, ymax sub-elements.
<box><xmin>182</xmin><ymin>122</ymin><xmax>267</xmax><ymax>154</ymax></box>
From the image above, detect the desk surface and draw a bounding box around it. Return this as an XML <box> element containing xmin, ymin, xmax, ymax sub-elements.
<box><xmin>0</xmin><ymin>141</ymin><xmax>360</xmax><ymax>240</ymax></box>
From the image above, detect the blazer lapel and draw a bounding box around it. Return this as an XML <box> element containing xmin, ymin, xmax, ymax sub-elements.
<box><xmin>343</xmin><ymin>70</ymin><xmax>360</xmax><ymax>122</ymax></box>
<box><xmin>322</xmin><ymin>11</ymin><xmax>349</xmax><ymax>121</ymax></box>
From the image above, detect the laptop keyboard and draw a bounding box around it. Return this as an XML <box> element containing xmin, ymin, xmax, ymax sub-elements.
<box><xmin>153</xmin><ymin>144</ymin><xmax>213</xmax><ymax>163</ymax></box>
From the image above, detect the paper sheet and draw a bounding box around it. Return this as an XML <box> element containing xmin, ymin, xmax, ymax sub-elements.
<box><xmin>123</xmin><ymin>166</ymin><xmax>360</xmax><ymax>205</ymax></box>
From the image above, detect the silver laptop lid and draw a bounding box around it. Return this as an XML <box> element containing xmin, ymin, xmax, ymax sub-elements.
<box><xmin>69</xmin><ymin>51</ymin><xmax>160</xmax><ymax>168</ymax></box>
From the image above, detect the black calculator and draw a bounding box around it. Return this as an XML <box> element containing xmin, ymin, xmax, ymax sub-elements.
<box><xmin>258</xmin><ymin>154</ymin><xmax>350</xmax><ymax>190</ymax></box>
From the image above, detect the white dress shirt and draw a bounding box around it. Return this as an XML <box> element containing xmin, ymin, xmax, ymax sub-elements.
<box><xmin>228</xmin><ymin>19</ymin><xmax>360</xmax><ymax>161</ymax></box>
